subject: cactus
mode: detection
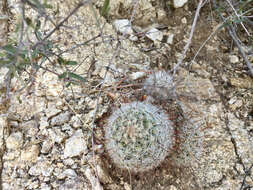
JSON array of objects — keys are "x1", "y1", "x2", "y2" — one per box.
[
  {"x1": 144, "y1": 70, "x2": 175, "y2": 100},
  {"x1": 104, "y1": 102, "x2": 174, "y2": 172}
]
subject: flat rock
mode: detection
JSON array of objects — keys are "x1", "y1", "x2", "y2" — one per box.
[
  {"x1": 167, "y1": 33, "x2": 174, "y2": 44},
  {"x1": 129, "y1": 71, "x2": 146, "y2": 80},
  {"x1": 48, "y1": 128, "x2": 66, "y2": 143},
  {"x1": 59, "y1": 178, "x2": 88, "y2": 190},
  {"x1": 63, "y1": 129, "x2": 88, "y2": 158},
  {"x1": 229, "y1": 77, "x2": 253, "y2": 89},
  {"x1": 146, "y1": 28, "x2": 163, "y2": 42},
  {"x1": 28, "y1": 160, "x2": 54, "y2": 176},
  {"x1": 21, "y1": 144, "x2": 40, "y2": 162},
  {"x1": 45, "y1": 106, "x2": 62, "y2": 118},
  {"x1": 113, "y1": 19, "x2": 133, "y2": 35},
  {"x1": 85, "y1": 167, "x2": 103, "y2": 190},
  {"x1": 229, "y1": 55, "x2": 239, "y2": 63},
  {"x1": 6, "y1": 132, "x2": 23, "y2": 150},
  {"x1": 51, "y1": 112, "x2": 71, "y2": 126},
  {"x1": 227, "y1": 113, "x2": 253, "y2": 169},
  {"x1": 173, "y1": 0, "x2": 188, "y2": 8},
  {"x1": 41, "y1": 139, "x2": 54, "y2": 154}
]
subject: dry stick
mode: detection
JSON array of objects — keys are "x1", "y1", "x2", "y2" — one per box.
[
  {"x1": 192, "y1": 23, "x2": 223, "y2": 62},
  {"x1": 225, "y1": 0, "x2": 251, "y2": 36},
  {"x1": 172, "y1": 0, "x2": 204, "y2": 76},
  {"x1": 32, "y1": 0, "x2": 93, "y2": 49},
  {"x1": 212, "y1": 0, "x2": 253, "y2": 77},
  {"x1": 10, "y1": 0, "x2": 94, "y2": 95},
  {"x1": 4, "y1": 2, "x2": 26, "y2": 100},
  {"x1": 228, "y1": 27, "x2": 253, "y2": 77},
  {"x1": 240, "y1": 163, "x2": 253, "y2": 190},
  {"x1": 57, "y1": 34, "x2": 101, "y2": 56},
  {"x1": 21, "y1": 0, "x2": 57, "y2": 28}
]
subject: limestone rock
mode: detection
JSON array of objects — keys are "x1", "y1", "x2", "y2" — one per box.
[
  {"x1": 228, "y1": 113, "x2": 253, "y2": 168},
  {"x1": 70, "y1": 115, "x2": 82, "y2": 128},
  {"x1": 48, "y1": 128, "x2": 66, "y2": 143},
  {"x1": 21, "y1": 120, "x2": 39, "y2": 138},
  {"x1": 6, "y1": 132, "x2": 23, "y2": 150},
  {"x1": 45, "y1": 106, "x2": 62, "y2": 118},
  {"x1": 229, "y1": 77, "x2": 253, "y2": 89},
  {"x1": 51, "y1": 112, "x2": 71, "y2": 126},
  {"x1": 129, "y1": 71, "x2": 146, "y2": 80},
  {"x1": 63, "y1": 129, "x2": 88, "y2": 158},
  {"x1": 41, "y1": 139, "x2": 54, "y2": 154},
  {"x1": 167, "y1": 33, "x2": 174, "y2": 45},
  {"x1": 113, "y1": 19, "x2": 133, "y2": 35},
  {"x1": 21, "y1": 144, "x2": 40, "y2": 162},
  {"x1": 229, "y1": 55, "x2": 239, "y2": 63},
  {"x1": 28, "y1": 160, "x2": 54, "y2": 176},
  {"x1": 146, "y1": 28, "x2": 163, "y2": 42},
  {"x1": 173, "y1": 0, "x2": 188, "y2": 8},
  {"x1": 85, "y1": 167, "x2": 103, "y2": 190},
  {"x1": 59, "y1": 178, "x2": 88, "y2": 190},
  {"x1": 59, "y1": 169, "x2": 78, "y2": 179}
]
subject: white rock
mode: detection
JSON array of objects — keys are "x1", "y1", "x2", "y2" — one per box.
[
  {"x1": 167, "y1": 34, "x2": 174, "y2": 44},
  {"x1": 229, "y1": 55, "x2": 239, "y2": 63},
  {"x1": 28, "y1": 161, "x2": 54, "y2": 177},
  {"x1": 39, "y1": 117, "x2": 49, "y2": 129},
  {"x1": 129, "y1": 71, "x2": 146, "y2": 80},
  {"x1": 229, "y1": 97, "x2": 237, "y2": 105},
  {"x1": 63, "y1": 158, "x2": 75, "y2": 166},
  {"x1": 129, "y1": 34, "x2": 138, "y2": 41},
  {"x1": 21, "y1": 144, "x2": 40, "y2": 162},
  {"x1": 124, "y1": 183, "x2": 131, "y2": 190},
  {"x1": 146, "y1": 28, "x2": 163, "y2": 42},
  {"x1": 6, "y1": 132, "x2": 23, "y2": 149},
  {"x1": 64, "y1": 129, "x2": 88, "y2": 158},
  {"x1": 169, "y1": 185, "x2": 178, "y2": 190},
  {"x1": 0, "y1": 68, "x2": 9, "y2": 82},
  {"x1": 113, "y1": 19, "x2": 133, "y2": 35},
  {"x1": 85, "y1": 167, "x2": 103, "y2": 190},
  {"x1": 92, "y1": 61, "x2": 116, "y2": 85},
  {"x1": 51, "y1": 112, "x2": 71, "y2": 126},
  {"x1": 71, "y1": 115, "x2": 82, "y2": 128},
  {"x1": 181, "y1": 17, "x2": 187, "y2": 24},
  {"x1": 21, "y1": 120, "x2": 39, "y2": 138},
  {"x1": 39, "y1": 73, "x2": 63, "y2": 97},
  {"x1": 48, "y1": 128, "x2": 66, "y2": 143},
  {"x1": 59, "y1": 178, "x2": 88, "y2": 190},
  {"x1": 173, "y1": 0, "x2": 188, "y2": 8},
  {"x1": 41, "y1": 140, "x2": 54, "y2": 153},
  {"x1": 63, "y1": 169, "x2": 77, "y2": 179},
  {"x1": 40, "y1": 183, "x2": 51, "y2": 190},
  {"x1": 45, "y1": 106, "x2": 61, "y2": 118}
]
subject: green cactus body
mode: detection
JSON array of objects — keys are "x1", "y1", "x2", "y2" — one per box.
[{"x1": 105, "y1": 102, "x2": 174, "y2": 172}]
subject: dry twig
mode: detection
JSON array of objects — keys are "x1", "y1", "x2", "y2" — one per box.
[
  {"x1": 212, "y1": 0, "x2": 253, "y2": 77},
  {"x1": 172, "y1": 0, "x2": 205, "y2": 76}
]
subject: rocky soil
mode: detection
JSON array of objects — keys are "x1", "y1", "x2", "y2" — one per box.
[{"x1": 0, "y1": 0, "x2": 252, "y2": 190}]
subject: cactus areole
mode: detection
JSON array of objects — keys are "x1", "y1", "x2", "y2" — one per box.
[{"x1": 104, "y1": 102, "x2": 174, "y2": 172}]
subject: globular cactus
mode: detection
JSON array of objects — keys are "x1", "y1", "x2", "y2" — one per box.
[
  {"x1": 144, "y1": 70, "x2": 176, "y2": 100},
  {"x1": 104, "y1": 101, "x2": 174, "y2": 172}
]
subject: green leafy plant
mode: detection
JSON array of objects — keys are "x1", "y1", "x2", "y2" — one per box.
[
  {"x1": 100, "y1": 0, "x2": 110, "y2": 17},
  {"x1": 104, "y1": 102, "x2": 174, "y2": 172},
  {"x1": 0, "y1": 0, "x2": 90, "y2": 98}
]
